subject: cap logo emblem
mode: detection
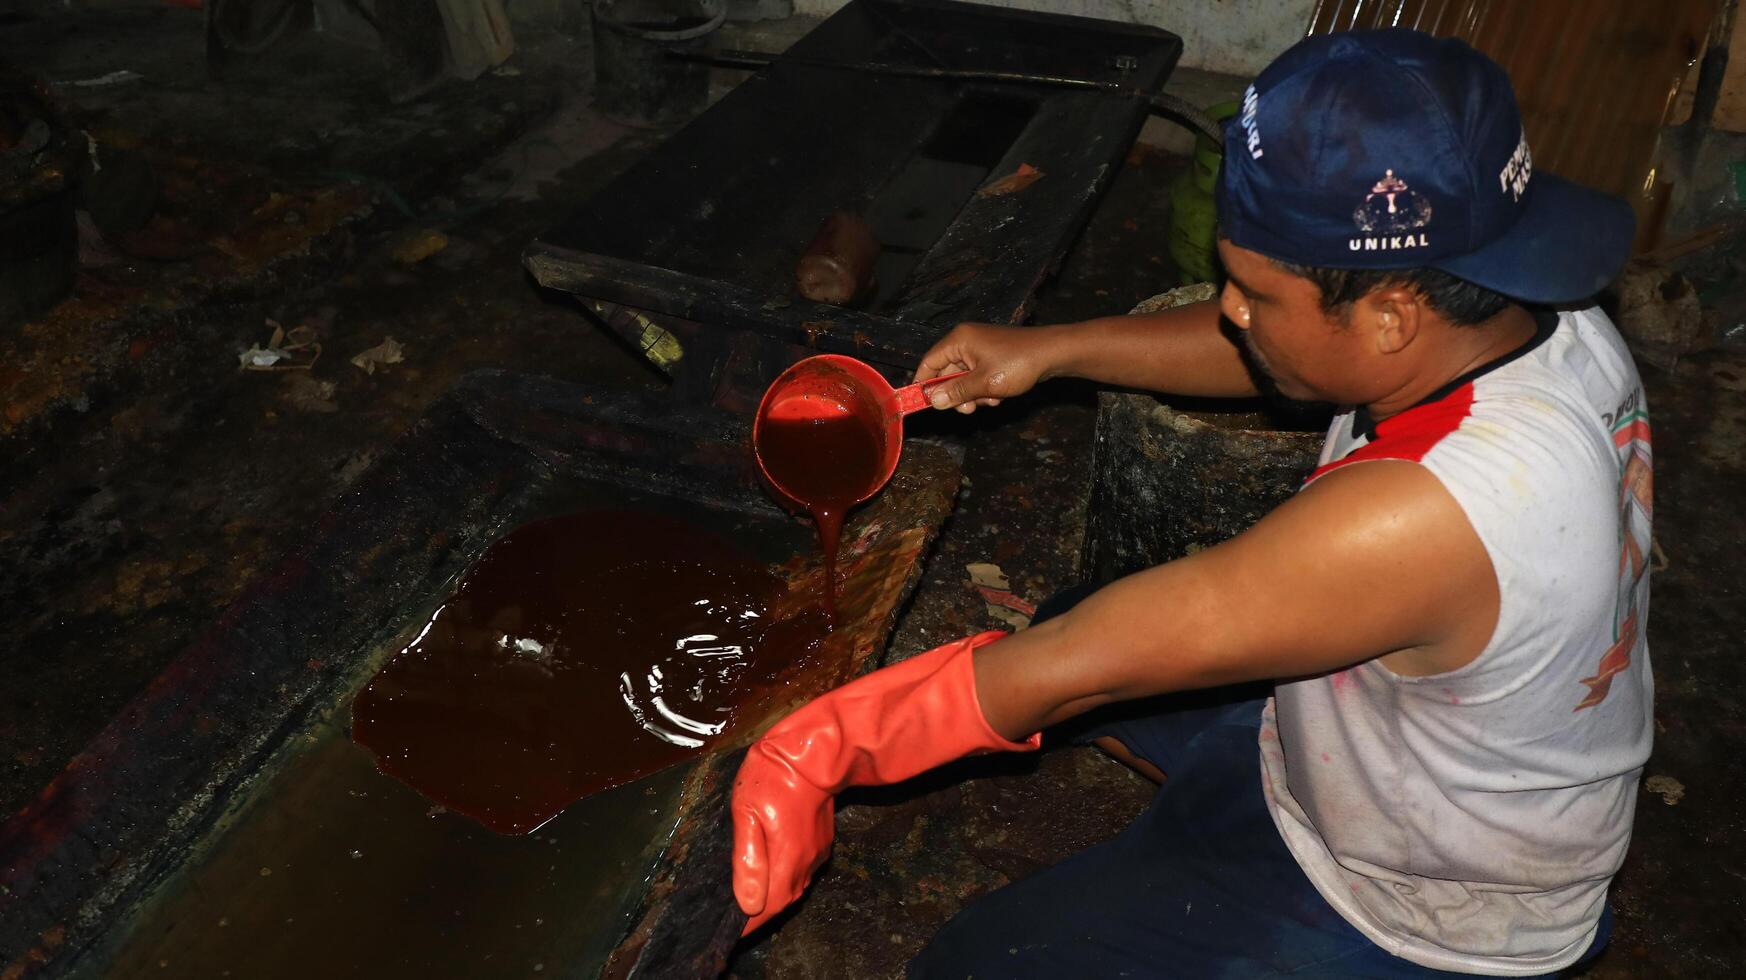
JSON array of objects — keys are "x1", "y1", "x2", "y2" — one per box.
[
  {"x1": 1499, "y1": 130, "x2": 1532, "y2": 202},
  {"x1": 1349, "y1": 170, "x2": 1431, "y2": 251}
]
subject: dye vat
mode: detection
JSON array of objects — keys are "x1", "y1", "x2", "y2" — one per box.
[
  {"x1": 4, "y1": 371, "x2": 958, "y2": 980},
  {"x1": 1080, "y1": 286, "x2": 1326, "y2": 584}
]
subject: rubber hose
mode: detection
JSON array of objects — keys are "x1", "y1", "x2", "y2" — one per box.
[{"x1": 1145, "y1": 90, "x2": 1225, "y2": 147}]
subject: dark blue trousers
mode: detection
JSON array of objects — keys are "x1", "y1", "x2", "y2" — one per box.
[{"x1": 907, "y1": 586, "x2": 1611, "y2": 979}]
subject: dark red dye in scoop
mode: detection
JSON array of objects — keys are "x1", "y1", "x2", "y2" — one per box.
[{"x1": 351, "y1": 509, "x2": 829, "y2": 834}]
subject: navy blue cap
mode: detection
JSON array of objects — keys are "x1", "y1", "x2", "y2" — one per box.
[{"x1": 1218, "y1": 29, "x2": 1635, "y2": 305}]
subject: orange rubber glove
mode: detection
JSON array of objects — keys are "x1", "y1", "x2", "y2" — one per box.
[{"x1": 730, "y1": 631, "x2": 1041, "y2": 934}]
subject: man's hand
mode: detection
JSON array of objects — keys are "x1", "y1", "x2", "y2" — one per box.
[
  {"x1": 730, "y1": 633, "x2": 1039, "y2": 934},
  {"x1": 914, "y1": 301, "x2": 1260, "y2": 411},
  {"x1": 913, "y1": 322, "x2": 1059, "y2": 414},
  {"x1": 730, "y1": 744, "x2": 835, "y2": 934}
]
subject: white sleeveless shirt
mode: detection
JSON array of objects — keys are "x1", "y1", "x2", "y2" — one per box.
[{"x1": 1259, "y1": 307, "x2": 1655, "y2": 975}]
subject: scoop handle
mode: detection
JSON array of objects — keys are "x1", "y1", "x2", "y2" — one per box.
[{"x1": 891, "y1": 371, "x2": 970, "y2": 416}]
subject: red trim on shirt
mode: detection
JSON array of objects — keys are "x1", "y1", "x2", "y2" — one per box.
[
  {"x1": 1306, "y1": 383, "x2": 1477, "y2": 484},
  {"x1": 1612, "y1": 417, "x2": 1650, "y2": 449}
]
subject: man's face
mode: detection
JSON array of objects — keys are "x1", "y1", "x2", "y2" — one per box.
[{"x1": 1216, "y1": 240, "x2": 1369, "y2": 403}]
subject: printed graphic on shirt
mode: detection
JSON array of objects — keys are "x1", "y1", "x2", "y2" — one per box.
[{"x1": 1576, "y1": 404, "x2": 1652, "y2": 711}]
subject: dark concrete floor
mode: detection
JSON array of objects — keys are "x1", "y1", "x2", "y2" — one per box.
[
  {"x1": 3, "y1": 5, "x2": 1744, "y2": 978},
  {"x1": 0, "y1": 6, "x2": 668, "y2": 818}
]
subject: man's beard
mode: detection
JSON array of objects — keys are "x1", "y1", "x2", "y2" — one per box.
[
  {"x1": 1237, "y1": 334, "x2": 1337, "y2": 427},
  {"x1": 1237, "y1": 333, "x2": 1283, "y2": 399}
]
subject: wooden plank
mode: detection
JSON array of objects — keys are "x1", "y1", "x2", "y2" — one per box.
[
  {"x1": 523, "y1": 242, "x2": 943, "y2": 367},
  {"x1": 893, "y1": 89, "x2": 1156, "y2": 326}
]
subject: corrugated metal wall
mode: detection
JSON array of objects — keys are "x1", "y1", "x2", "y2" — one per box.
[{"x1": 1307, "y1": 0, "x2": 1717, "y2": 247}]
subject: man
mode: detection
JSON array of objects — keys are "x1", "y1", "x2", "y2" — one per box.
[{"x1": 731, "y1": 29, "x2": 1653, "y2": 978}]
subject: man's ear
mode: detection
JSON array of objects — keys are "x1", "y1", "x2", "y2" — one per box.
[{"x1": 1358, "y1": 287, "x2": 1421, "y2": 355}]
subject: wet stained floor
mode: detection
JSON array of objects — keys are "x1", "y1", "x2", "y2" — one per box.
[
  {"x1": 80, "y1": 706, "x2": 694, "y2": 980},
  {"x1": 4, "y1": 7, "x2": 1745, "y2": 978}
]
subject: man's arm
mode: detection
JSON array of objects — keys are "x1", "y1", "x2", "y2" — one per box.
[
  {"x1": 972, "y1": 460, "x2": 1500, "y2": 738},
  {"x1": 729, "y1": 460, "x2": 1498, "y2": 930},
  {"x1": 914, "y1": 299, "x2": 1259, "y2": 413}
]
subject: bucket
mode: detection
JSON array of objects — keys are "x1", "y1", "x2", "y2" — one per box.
[
  {"x1": 1082, "y1": 285, "x2": 1325, "y2": 584},
  {"x1": 591, "y1": 0, "x2": 726, "y2": 128},
  {"x1": 1166, "y1": 100, "x2": 1240, "y2": 285}
]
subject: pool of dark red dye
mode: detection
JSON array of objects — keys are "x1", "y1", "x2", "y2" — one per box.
[{"x1": 351, "y1": 508, "x2": 831, "y2": 835}]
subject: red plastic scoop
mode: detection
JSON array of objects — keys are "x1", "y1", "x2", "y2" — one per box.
[
  {"x1": 752, "y1": 355, "x2": 963, "y2": 613},
  {"x1": 752, "y1": 354, "x2": 963, "y2": 510}
]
